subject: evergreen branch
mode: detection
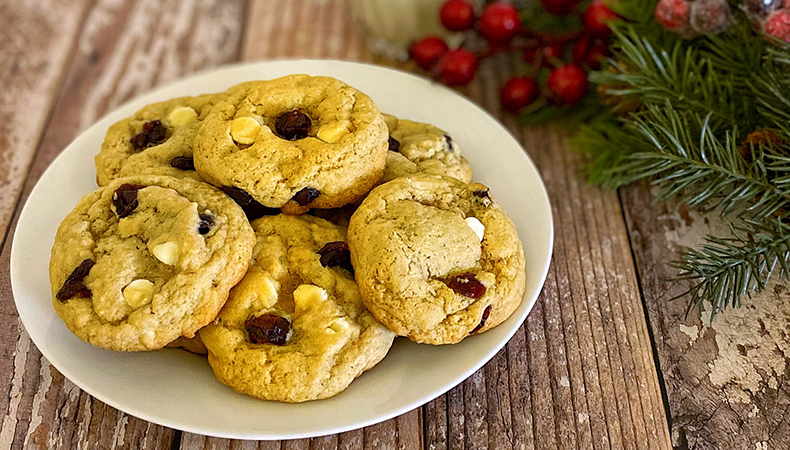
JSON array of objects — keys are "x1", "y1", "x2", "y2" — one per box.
[
  {"x1": 672, "y1": 218, "x2": 790, "y2": 315},
  {"x1": 572, "y1": 116, "x2": 651, "y2": 188},
  {"x1": 608, "y1": 0, "x2": 659, "y2": 23},
  {"x1": 574, "y1": 8, "x2": 790, "y2": 315},
  {"x1": 592, "y1": 27, "x2": 743, "y2": 128},
  {"x1": 589, "y1": 104, "x2": 790, "y2": 218},
  {"x1": 749, "y1": 57, "x2": 790, "y2": 133}
]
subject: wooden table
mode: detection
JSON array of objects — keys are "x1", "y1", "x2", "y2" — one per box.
[{"x1": 2, "y1": 1, "x2": 787, "y2": 449}]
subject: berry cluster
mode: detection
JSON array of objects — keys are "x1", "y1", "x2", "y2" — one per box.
[
  {"x1": 654, "y1": 0, "x2": 732, "y2": 36},
  {"x1": 409, "y1": 0, "x2": 621, "y2": 114},
  {"x1": 655, "y1": 0, "x2": 790, "y2": 42}
]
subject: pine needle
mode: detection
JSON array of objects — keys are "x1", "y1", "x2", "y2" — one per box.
[{"x1": 575, "y1": 5, "x2": 790, "y2": 317}]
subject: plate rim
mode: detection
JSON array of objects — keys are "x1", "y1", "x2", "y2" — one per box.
[{"x1": 10, "y1": 59, "x2": 554, "y2": 440}]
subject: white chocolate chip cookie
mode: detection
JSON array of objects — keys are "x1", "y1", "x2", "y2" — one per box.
[
  {"x1": 200, "y1": 214, "x2": 395, "y2": 402},
  {"x1": 95, "y1": 94, "x2": 227, "y2": 185},
  {"x1": 381, "y1": 113, "x2": 472, "y2": 184},
  {"x1": 193, "y1": 76, "x2": 389, "y2": 215},
  {"x1": 348, "y1": 174, "x2": 525, "y2": 345},
  {"x1": 49, "y1": 176, "x2": 255, "y2": 351}
]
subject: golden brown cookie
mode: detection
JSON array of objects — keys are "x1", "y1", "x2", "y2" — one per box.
[
  {"x1": 95, "y1": 94, "x2": 226, "y2": 185},
  {"x1": 193, "y1": 76, "x2": 389, "y2": 214},
  {"x1": 49, "y1": 176, "x2": 255, "y2": 351},
  {"x1": 200, "y1": 214, "x2": 394, "y2": 402},
  {"x1": 347, "y1": 174, "x2": 525, "y2": 345},
  {"x1": 382, "y1": 113, "x2": 472, "y2": 183}
]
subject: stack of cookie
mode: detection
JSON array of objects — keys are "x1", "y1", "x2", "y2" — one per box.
[{"x1": 49, "y1": 74, "x2": 525, "y2": 403}]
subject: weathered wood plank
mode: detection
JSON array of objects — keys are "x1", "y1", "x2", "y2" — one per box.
[
  {"x1": 250, "y1": 2, "x2": 670, "y2": 448},
  {"x1": 179, "y1": 409, "x2": 419, "y2": 450},
  {"x1": 182, "y1": 1, "x2": 418, "y2": 448},
  {"x1": 0, "y1": 0, "x2": 247, "y2": 449},
  {"x1": 621, "y1": 185, "x2": 790, "y2": 449},
  {"x1": 0, "y1": 0, "x2": 674, "y2": 449},
  {"x1": 0, "y1": 0, "x2": 87, "y2": 248}
]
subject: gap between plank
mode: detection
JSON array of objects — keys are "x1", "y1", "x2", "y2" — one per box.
[
  {"x1": 616, "y1": 188, "x2": 673, "y2": 434},
  {"x1": 170, "y1": 429, "x2": 182, "y2": 450}
]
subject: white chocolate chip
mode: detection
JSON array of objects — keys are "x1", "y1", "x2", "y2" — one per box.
[
  {"x1": 477, "y1": 271, "x2": 496, "y2": 287},
  {"x1": 123, "y1": 279, "x2": 155, "y2": 308},
  {"x1": 329, "y1": 317, "x2": 355, "y2": 334},
  {"x1": 293, "y1": 284, "x2": 328, "y2": 312},
  {"x1": 167, "y1": 106, "x2": 198, "y2": 127},
  {"x1": 465, "y1": 217, "x2": 485, "y2": 242},
  {"x1": 316, "y1": 121, "x2": 350, "y2": 143},
  {"x1": 257, "y1": 274, "x2": 279, "y2": 308},
  {"x1": 152, "y1": 241, "x2": 179, "y2": 266},
  {"x1": 230, "y1": 116, "x2": 262, "y2": 145}
]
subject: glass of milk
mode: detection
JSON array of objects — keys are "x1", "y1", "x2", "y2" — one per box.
[{"x1": 348, "y1": 0, "x2": 483, "y2": 60}]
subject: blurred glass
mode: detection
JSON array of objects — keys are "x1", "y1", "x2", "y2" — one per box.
[{"x1": 349, "y1": 0, "x2": 483, "y2": 60}]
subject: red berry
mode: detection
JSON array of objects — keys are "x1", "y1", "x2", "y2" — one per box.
[
  {"x1": 479, "y1": 2, "x2": 521, "y2": 43},
  {"x1": 524, "y1": 42, "x2": 565, "y2": 67},
  {"x1": 547, "y1": 64, "x2": 589, "y2": 105},
  {"x1": 583, "y1": 1, "x2": 620, "y2": 38},
  {"x1": 765, "y1": 9, "x2": 790, "y2": 42},
  {"x1": 440, "y1": 0, "x2": 476, "y2": 31},
  {"x1": 654, "y1": 0, "x2": 692, "y2": 31},
  {"x1": 540, "y1": 0, "x2": 581, "y2": 16},
  {"x1": 572, "y1": 36, "x2": 608, "y2": 69},
  {"x1": 438, "y1": 49, "x2": 478, "y2": 85},
  {"x1": 585, "y1": 43, "x2": 609, "y2": 69},
  {"x1": 689, "y1": 0, "x2": 732, "y2": 35},
  {"x1": 572, "y1": 35, "x2": 592, "y2": 62},
  {"x1": 410, "y1": 37, "x2": 449, "y2": 70},
  {"x1": 500, "y1": 77, "x2": 540, "y2": 112}
]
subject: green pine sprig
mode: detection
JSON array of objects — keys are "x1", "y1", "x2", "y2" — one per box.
[
  {"x1": 672, "y1": 218, "x2": 790, "y2": 314},
  {"x1": 573, "y1": 2, "x2": 790, "y2": 316}
]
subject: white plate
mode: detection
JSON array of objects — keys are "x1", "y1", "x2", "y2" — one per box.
[{"x1": 10, "y1": 60, "x2": 553, "y2": 440}]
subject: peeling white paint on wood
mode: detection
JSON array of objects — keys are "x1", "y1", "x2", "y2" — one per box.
[
  {"x1": 0, "y1": 327, "x2": 30, "y2": 448},
  {"x1": 23, "y1": 349, "x2": 54, "y2": 448}
]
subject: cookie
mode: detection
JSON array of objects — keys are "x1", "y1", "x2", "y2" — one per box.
[
  {"x1": 167, "y1": 334, "x2": 208, "y2": 355},
  {"x1": 381, "y1": 113, "x2": 472, "y2": 184},
  {"x1": 193, "y1": 75, "x2": 389, "y2": 215},
  {"x1": 200, "y1": 214, "x2": 395, "y2": 402},
  {"x1": 347, "y1": 174, "x2": 525, "y2": 345},
  {"x1": 49, "y1": 176, "x2": 255, "y2": 351},
  {"x1": 95, "y1": 94, "x2": 225, "y2": 186}
]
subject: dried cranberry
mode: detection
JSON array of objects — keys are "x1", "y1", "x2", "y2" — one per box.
[
  {"x1": 112, "y1": 184, "x2": 144, "y2": 218},
  {"x1": 130, "y1": 120, "x2": 167, "y2": 150},
  {"x1": 318, "y1": 241, "x2": 354, "y2": 274},
  {"x1": 245, "y1": 314, "x2": 290, "y2": 345},
  {"x1": 444, "y1": 134, "x2": 454, "y2": 149},
  {"x1": 56, "y1": 259, "x2": 95, "y2": 301},
  {"x1": 472, "y1": 188, "x2": 490, "y2": 199},
  {"x1": 198, "y1": 213, "x2": 214, "y2": 235},
  {"x1": 388, "y1": 136, "x2": 401, "y2": 152},
  {"x1": 220, "y1": 186, "x2": 279, "y2": 220},
  {"x1": 446, "y1": 272, "x2": 486, "y2": 298},
  {"x1": 470, "y1": 305, "x2": 492, "y2": 334},
  {"x1": 293, "y1": 187, "x2": 320, "y2": 206},
  {"x1": 170, "y1": 156, "x2": 195, "y2": 170},
  {"x1": 274, "y1": 110, "x2": 312, "y2": 140}
]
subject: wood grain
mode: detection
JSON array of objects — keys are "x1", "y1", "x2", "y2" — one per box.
[
  {"x1": 0, "y1": 0, "x2": 676, "y2": 449},
  {"x1": 621, "y1": 186, "x2": 790, "y2": 449},
  {"x1": 0, "y1": 0, "x2": 87, "y2": 268},
  {"x1": 178, "y1": 2, "x2": 671, "y2": 449},
  {"x1": 0, "y1": 0, "x2": 246, "y2": 449}
]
